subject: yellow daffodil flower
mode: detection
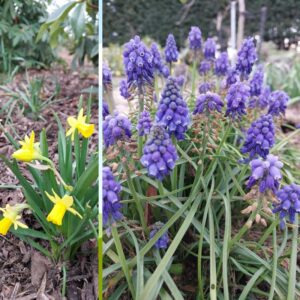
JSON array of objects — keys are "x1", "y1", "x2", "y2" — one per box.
[
  {"x1": 12, "y1": 131, "x2": 42, "y2": 162},
  {"x1": 66, "y1": 108, "x2": 95, "y2": 141},
  {"x1": 0, "y1": 204, "x2": 28, "y2": 235},
  {"x1": 46, "y1": 190, "x2": 82, "y2": 226}
]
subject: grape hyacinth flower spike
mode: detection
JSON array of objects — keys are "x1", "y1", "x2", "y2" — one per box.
[
  {"x1": 249, "y1": 65, "x2": 264, "y2": 97},
  {"x1": 241, "y1": 114, "x2": 275, "y2": 159},
  {"x1": 155, "y1": 77, "x2": 190, "y2": 140},
  {"x1": 119, "y1": 79, "x2": 131, "y2": 100},
  {"x1": 103, "y1": 102, "x2": 109, "y2": 119},
  {"x1": 188, "y1": 26, "x2": 202, "y2": 53},
  {"x1": 103, "y1": 167, "x2": 122, "y2": 227},
  {"x1": 224, "y1": 67, "x2": 239, "y2": 88},
  {"x1": 249, "y1": 85, "x2": 271, "y2": 109},
  {"x1": 268, "y1": 90, "x2": 289, "y2": 116},
  {"x1": 137, "y1": 111, "x2": 152, "y2": 136},
  {"x1": 225, "y1": 82, "x2": 250, "y2": 120},
  {"x1": 103, "y1": 112, "x2": 132, "y2": 147},
  {"x1": 247, "y1": 154, "x2": 283, "y2": 193},
  {"x1": 215, "y1": 52, "x2": 230, "y2": 76},
  {"x1": 199, "y1": 60, "x2": 211, "y2": 75},
  {"x1": 203, "y1": 38, "x2": 216, "y2": 60},
  {"x1": 140, "y1": 124, "x2": 178, "y2": 180},
  {"x1": 123, "y1": 35, "x2": 154, "y2": 90},
  {"x1": 273, "y1": 184, "x2": 300, "y2": 229},
  {"x1": 236, "y1": 37, "x2": 257, "y2": 78},
  {"x1": 103, "y1": 64, "x2": 112, "y2": 89},
  {"x1": 164, "y1": 34, "x2": 178, "y2": 64},
  {"x1": 150, "y1": 222, "x2": 169, "y2": 249},
  {"x1": 199, "y1": 82, "x2": 215, "y2": 94},
  {"x1": 194, "y1": 92, "x2": 223, "y2": 115},
  {"x1": 151, "y1": 42, "x2": 169, "y2": 78}
]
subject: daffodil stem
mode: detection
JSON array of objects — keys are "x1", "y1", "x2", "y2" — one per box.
[{"x1": 62, "y1": 263, "x2": 67, "y2": 297}]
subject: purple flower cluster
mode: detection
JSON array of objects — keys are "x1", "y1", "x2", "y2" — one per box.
[
  {"x1": 165, "y1": 34, "x2": 178, "y2": 63},
  {"x1": 140, "y1": 124, "x2": 178, "y2": 180},
  {"x1": 199, "y1": 60, "x2": 211, "y2": 75},
  {"x1": 150, "y1": 222, "x2": 169, "y2": 249},
  {"x1": 225, "y1": 68, "x2": 239, "y2": 87},
  {"x1": 103, "y1": 167, "x2": 122, "y2": 226},
  {"x1": 273, "y1": 184, "x2": 300, "y2": 229},
  {"x1": 103, "y1": 102, "x2": 109, "y2": 119},
  {"x1": 137, "y1": 111, "x2": 152, "y2": 136},
  {"x1": 250, "y1": 66, "x2": 264, "y2": 97},
  {"x1": 204, "y1": 38, "x2": 216, "y2": 60},
  {"x1": 199, "y1": 82, "x2": 214, "y2": 94},
  {"x1": 151, "y1": 43, "x2": 169, "y2": 78},
  {"x1": 194, "y1": 92, "x2": 223, "y2": 115},
  {"x1": 236, "y1": 37, "x2": 257, "y2": 77},
  {"x1": 215, "y1": 52, "x2": 230, "y2": 76},
  {"x1": 156, "y1": 77, "x2": 190, "y2": 140},
  {"x1": 247, "y1": 154, "x2": 283, "y2": 193},
  {"x1": 188, "y1": 26, "x2": 202, "y2": 51},
  {"x1": 103, "y1": 112, "x2": 132, "y2": 147},
  {"x1": 225, "y1": 82, "x2": 250, "y2": 120},
  {"x1": 268, "y1": 90, "x2": 289, "y2": 116},
  {"x1": 119, "y1": 79, "x2": 131, "y2": 100},
  {"x1": 103, "y1": 64, "x2": 112, "y2": 86},
  {"x1": 249, "y1": 86, "x2": 271, "y2": 109},
  {"x1": 241, "y1": 114, "x2": 275, "y2": 159},
  {"x1": 123, "y1": 35, "x2": 153, "y2": 88}
]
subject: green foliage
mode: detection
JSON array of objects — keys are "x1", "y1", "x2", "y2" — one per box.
[
  {"x1": 38, "y1": 0, "x2": 99, "y2": 68},
  {"x1": 1, "y1": 97, "x2": 98, "y2": 262},
  {"x1": 0, "y1": 0, "x2": 56, "y2": 75},
  {"x1": 104, "y1": 0, "x2": 300, "y2": 48},
  {"x1": 103, "y1": 61, "x2": 300, "y2": 298},
  {"x1": 0, "y1": 73, "x2": 61, "y2": 121}
]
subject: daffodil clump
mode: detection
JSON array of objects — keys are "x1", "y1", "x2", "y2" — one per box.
[{"x1": 1, "y1": 104, "x2": 97, "y2": 262}]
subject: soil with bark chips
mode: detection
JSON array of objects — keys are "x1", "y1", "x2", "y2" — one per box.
[{"x1": 0, "y1": 67, "x2": 98, "y2": 300}]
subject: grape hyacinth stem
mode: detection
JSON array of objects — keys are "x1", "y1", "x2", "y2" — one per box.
[
  {"x1": 191, "y1": 59, "x2": 197, "y2": 100},
  {"x1": 154, "y1": 75, "x2": 159, "y2": 106},
  {"x1": 169, "y1": 63, "x2": 172, "y2": 76},
  {"x1": 287, "y1": 215, "x2": 298, "y2": 300},
  {"x1": 105, "y1": 89, "x2": 115, "y2": 114},
  {"x1": 138, "y1": 88, "x2": 144, "y2": 157},
  {"x1": 122, "y1": 158, "x2": 148, "y2": 234},
  {"x1": 171, "y1": 135, "x2": 178, "y2": 193}
]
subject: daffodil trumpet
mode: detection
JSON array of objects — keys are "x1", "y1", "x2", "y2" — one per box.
[
  {"x1": 66, "y1": 108, "x2": 95, "y2": 141},
  {"x1": 12, "y1": 131, "x2": 43, "y2": 162},
  {"x1": 46, "y1": 190, "x2": 82, "y2": 226},
  {"x1": 0, "y1": 203, "x2": 29, "y2": 235}
]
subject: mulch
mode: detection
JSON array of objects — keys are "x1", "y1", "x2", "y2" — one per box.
[{"x1": 0, "y1": 67, "x2": 98, "y2": 300}]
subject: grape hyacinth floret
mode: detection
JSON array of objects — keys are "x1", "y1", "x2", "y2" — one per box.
[
  {"x1": 194, "y1": 92, "x2": 223, "y2": 115},
  {"x1": 236, "y1": 37, "x2": 257, "y2": 77},
  {"x1": 156, "y1": 77, "x2": 190, "y2": 140},
  {"x1": 164, "y1": 34, "x2": 179, "y2": 63},
  {"x1": 119, "y1": 79, "x2": 131, "y2": 100},
  {"x1": 103, "y1": 112, "x2": 132, "y2": 147},
  {"x1": 273, "y1": 184, "x2": 300, "y2": 229},
  {"x1": 103, "y1": 64, "x2": 112, "y2": 86},
  {"x1": 241, "y1": 114, "x2": 275, "y2": 159},
  {"x1": 247, "y1": 154, "x2": 283, "y2": 193},
  {"x1": 203, "y1": 38, "x2": 216, "y2": 60},
  {"x1": 215, "y1": 52, "x2": 230, "y2": 76},
  {"x1": 250, "y1": 65, "x2": 264, "y2": 97},
  {"x1": 123, "y1": 35, "x2": 153, "y2": 89},
  {"x1": 140, "y1": 124, "x2": 178, "y2": 180},
  {"x1": 199, "y1": 60, "x2": 211, "y2": 75},
  {"x1": 249, "y1": 85, "x2": 271, "y2": 109},
  {"x1": 188, "y1": 26, "x2": 202, "y2": 51},
  {"x1": 225, "y1": 82, "x2": 250, "y2": 120},
  {"x1": 199, "y1": 82, "x2": 214, "y2": 94},
  {"x1": 103, "y1": 102, "x2": 109, "y2": 119},
  {"x1": 150, "y1": 222, "x2": 169, "y2": 249},
  {"x1": 137, "y1": 111, "x2": 152, "y2": 136},
  {"x1": 151, "y1": 42, "x2": 169, "y2": 77},
  {"x1": 103, "y1": 167, "x2": 122, "y2": 227},
  {"x1": 268, "y1": 90, "x2": 289, "y2": 116}
]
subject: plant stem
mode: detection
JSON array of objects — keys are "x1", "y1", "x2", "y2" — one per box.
[
  {"x1": 62, "y1": 263, "x2": 67, "y2": 297},
  {"x1": 171, "y1": 135, "x2": 178, "y2": 193},
  {"x1": 123, "y1": 161, "x2": 148, "y2": 235},
  {"x1": 209, "y1": 206, "x2": 217, "y2": 300},
  {"x1": 111, "y1": 225, "x2": 136, "y2": 299},
  {"x1": 191, "y1": 57, "x2": 197, "y2": 100},
  {"x1": 154, "y1": 75, "x2": 159, "y2": 104},
  {"x1": 138, "y1": 88, "x2": 144, "y2": 158},
  {"x1": 287, "y1": 215, "x2": 298, "y2": 300},
  {"x1": 268, "y1": 218, "x2": 277, "y2": 300}
]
